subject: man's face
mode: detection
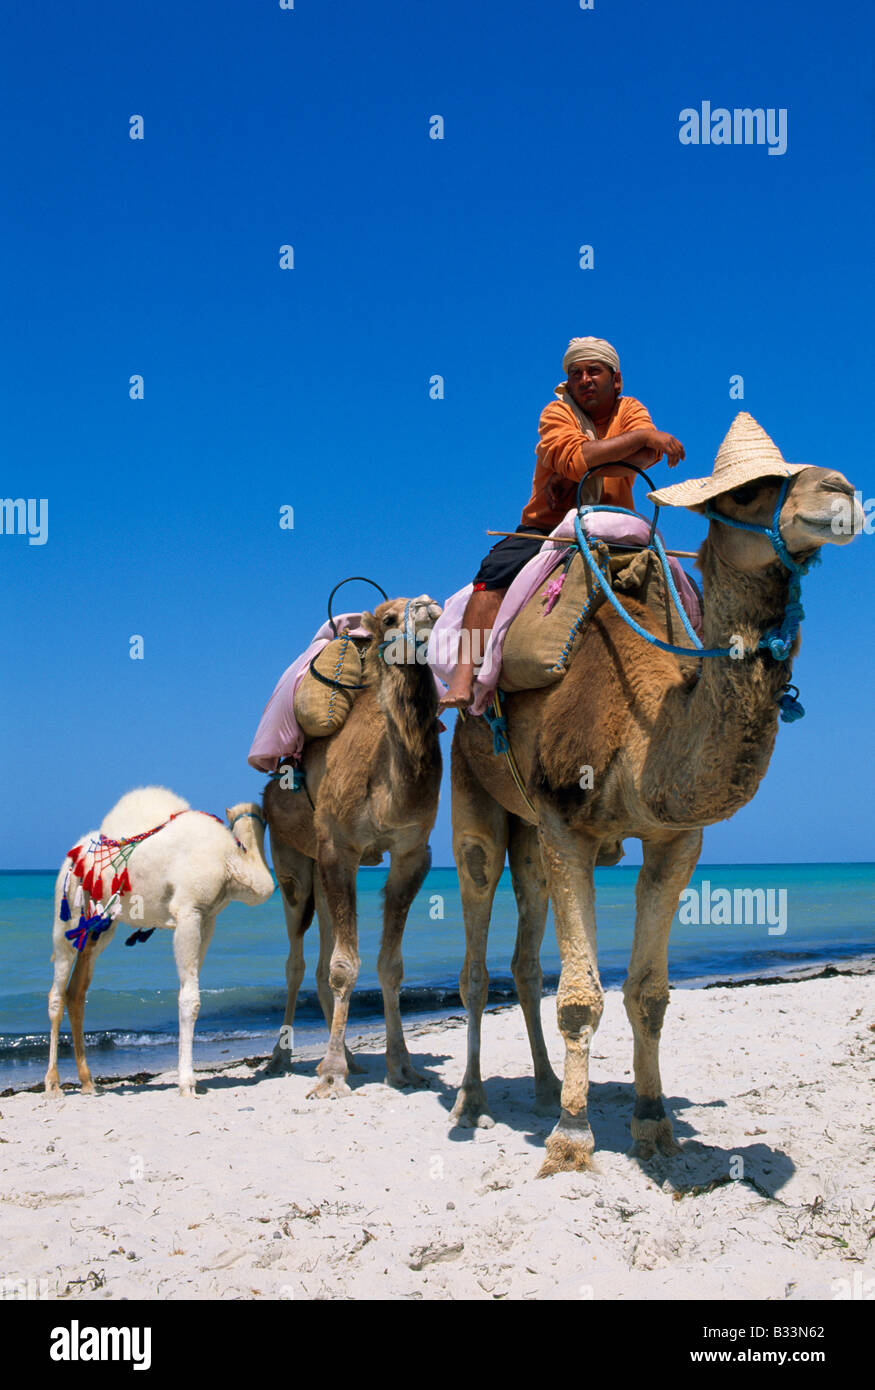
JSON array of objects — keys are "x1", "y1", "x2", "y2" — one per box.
[{"x1": 566, "y1": 360, "x2": 620, "y2": 418}]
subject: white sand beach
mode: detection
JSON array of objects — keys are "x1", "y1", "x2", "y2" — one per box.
[{"x1": 1, "y1": 970, "x2": 872, "y2": 1302}]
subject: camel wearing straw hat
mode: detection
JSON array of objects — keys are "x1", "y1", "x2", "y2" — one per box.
[
  {"x1": 448, "y1": 412, "x2": 862, "y2": 1175},
  {"x1": 263, "y1": 595, "x2": 443, "y2": 1096}
]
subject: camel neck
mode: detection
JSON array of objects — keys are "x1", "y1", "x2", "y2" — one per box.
[
  {"x1": 659, "y1": 537, "x2": 794, "y2": 824},
  {"x1": 364, "y1": 646, "x2": 440, "y2": 785}
]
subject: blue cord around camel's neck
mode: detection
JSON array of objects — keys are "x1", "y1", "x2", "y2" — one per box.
[{"x1": 570, "y1": 478, "x2": 816, "y2": 722}]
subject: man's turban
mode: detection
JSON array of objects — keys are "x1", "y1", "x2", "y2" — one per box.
[{"x1": 562, "y1": 337, "x2": 620, "y2": 375}]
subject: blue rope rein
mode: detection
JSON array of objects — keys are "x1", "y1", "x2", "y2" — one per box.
[
  {"x1": 574, "y1": 508, "x2": 734, "y2": 658},
  {"x1": 571, "y1": 479, "x2": 817, "y2": 723}
]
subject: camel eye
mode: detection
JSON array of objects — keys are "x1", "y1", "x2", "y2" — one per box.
[{"x1": 729, "y1": 485, "x2": 758, "y2": 505}]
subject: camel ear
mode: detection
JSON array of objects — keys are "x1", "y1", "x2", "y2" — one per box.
[
  {"x1": 360, "y1": 609, "x2": 379, "y2": 637},
  {"x1": 225, "y1": 806, "x2": 232, "y2": 823}
]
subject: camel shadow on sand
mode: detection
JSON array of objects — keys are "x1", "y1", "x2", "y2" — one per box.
[
  {"x1": 89, "y1": 1056, "x2": 796, "y2": 1199},
  {"x1": 443, "y1": 1074, "x2": 797, "y2": 1197}
]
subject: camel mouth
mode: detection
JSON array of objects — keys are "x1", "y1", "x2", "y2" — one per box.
[{"x1": 795, "y1": 506, "x2": 863, "y2": 544}]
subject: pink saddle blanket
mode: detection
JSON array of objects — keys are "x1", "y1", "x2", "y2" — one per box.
[{"x1": 427, "y1": 510, "x2": 703, "y2": 715}]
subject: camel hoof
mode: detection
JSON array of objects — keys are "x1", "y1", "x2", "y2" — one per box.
[
  {"x1": 629, "y1": 1116, "x2": 681, "y2": 1159},
  {"x1": 79, "y1": 1080, "x2": 100, "y2": 1096},
  {"x1": 386, "y1": 1064, "x2": 427, "y2": 1090},
  {"x1": 538, "y1": 1116, "x2": 595, "y2": 1177},
  {"x1": 178, "y1": 1082, "x2": 200, "y2": 1098},
  {"x1": 263, "y1": 1050, "x2": 294, "y2": 1077},
  {"x1": 450, "y1": 1087, "x2": 494, "y2": 1129},
  {"x1": 306, "y1": 1074, "x2": 351, "y2": 1100}
]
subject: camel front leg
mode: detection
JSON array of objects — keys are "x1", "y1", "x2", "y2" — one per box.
[
  {"x1": 624, "y1": 829, "x2": 702, "y2": 1158},
  {"x1": 313, "y1": 879, "x2": 364, "y2": 1075},
  {"x1": 536, "y1": 812, "x2": 602, "y2": 1176},
  {"x1": 264, "y1": 846, "x2": 314, "y2": 1076},
  {"x1": 174, "y1": 912, "x2": 207, "y2": 1097},
  {"x1": 507, "y1": 817, "x2": 560, "y2": 1115},
  {"x1": 449, "y1": 768, "x2": 509, "y2": 1129},
  {"x1": 308, "y1": 843, "x2": 360, "y2": 1099},
  {"x1": 379, "y1": 843, "x2": 431, "y2": 1089}
]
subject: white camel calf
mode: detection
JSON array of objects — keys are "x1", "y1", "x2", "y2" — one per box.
[{"x1": 45, "y1": 786, "x2": 274, "y2": 1096}]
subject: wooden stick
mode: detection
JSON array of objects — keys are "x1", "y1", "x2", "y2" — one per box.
[{"x1": 486, "y1": 530, "x2": 698, "y2": 560}]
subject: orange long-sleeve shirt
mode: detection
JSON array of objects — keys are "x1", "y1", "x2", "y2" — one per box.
[{"x1": 519, "y1": 394, "x2": 655, "y2": 530}]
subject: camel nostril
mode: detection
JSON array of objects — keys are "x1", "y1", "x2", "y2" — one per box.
[{"x1": 820, "y1": 474, "x2": 854, "y2": 496}]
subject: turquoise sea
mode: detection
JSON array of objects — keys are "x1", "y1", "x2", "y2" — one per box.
[{"x1": 1, "y1": 863, "x2": 872, "y2": 1091}]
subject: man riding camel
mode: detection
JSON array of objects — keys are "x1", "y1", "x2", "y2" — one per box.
[{"x1": 437, "y1": 335, "x2": 686, "y2": 712}]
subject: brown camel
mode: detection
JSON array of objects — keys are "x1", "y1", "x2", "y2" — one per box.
[
  {"x1": 263, "y1": 595, "x2": 442, "y2": 1096},
  {"x1": 449, "y1": 438, "x2": 860, "y2": 1175}
]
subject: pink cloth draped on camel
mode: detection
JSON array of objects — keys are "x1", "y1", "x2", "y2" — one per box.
[
  {"x1": 427, "y1": 509, "x2": 704, "y2": 716},
  {"x1": 247, "y1": 613, "x2": 372, "y2": 772}
]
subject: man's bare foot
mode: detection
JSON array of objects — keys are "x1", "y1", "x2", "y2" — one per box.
[{"x1": 438, "y1": 680, "x2": 475, "y2": 714}]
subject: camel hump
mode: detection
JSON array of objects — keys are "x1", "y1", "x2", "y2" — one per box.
[{"x1": 100, "y1": 786, "x2": 191, "y2": 839}]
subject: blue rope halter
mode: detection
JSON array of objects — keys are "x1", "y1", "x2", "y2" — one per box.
[
  {"x1": 704, "y1": 478, "x2": 820, "y2": 663},
  {"x1": 572, "y1": 477, "x2": 817, "y2": 723},
  {"x1": 377, "y1": 599, "x2": 430, "y2": 662}
]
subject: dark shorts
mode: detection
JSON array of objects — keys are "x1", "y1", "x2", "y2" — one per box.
[{"x1": 472, "y1": 526, "x2": 550, "y2": 591}]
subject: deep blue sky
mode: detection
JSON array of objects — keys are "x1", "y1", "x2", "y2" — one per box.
[{"x1": 1, "y1": 0, "x2": 872, "y2": 868}]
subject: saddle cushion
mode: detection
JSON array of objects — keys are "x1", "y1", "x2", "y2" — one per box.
[
  {"x1": 500, "y1": 541, "x2": 611, "y2": 691},
  {"x1": 500, "y1": 543, "x2": 702, "y2": 693}
]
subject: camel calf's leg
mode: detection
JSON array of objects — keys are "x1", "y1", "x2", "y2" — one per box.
[
  {"x1": 173, "y1": 911, "x2": 207, "y2": 1097},
  {"x1": 65, "y1": 926, "x2": 118, "y2": 1095},
  {"x1": 309, "y1": 843, "x2": 360, "y2": 1099},
  {"x1": 536, "y1": 814, "x2": 602, "y2": 1176},
  {"x1": 264, "y1": 845, "x2": 314, "y2": 1076},
  {"x1": 45, "y1": 937, "x2": 77, "y2": 1095},
  {"x1": 379, "y1": 843, "x2": 431, "y2": 1089},
  {"x1": 624, "y1": 830, "x2": 702, "y2": 1158},
  {"x1": 508, "y1": 817, "x2": 560, "y2": 1114},
  {"x1": 450, "y1": 766, "x2": 509, "y2": 1129}
]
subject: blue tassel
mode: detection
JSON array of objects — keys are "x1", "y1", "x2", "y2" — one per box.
[
  {"x1": 65, "y1": 914, "x2": 89, "y2": 951},
  {"x1": 777, "y1": 683, "x2": 805, "y2": 723},
  {"x1": 778, "y1": 693, "x2": 805, "y2": 723},
  {"x1": 482, "y1": 703, "x2": 509, "y2": 755},
  {"x1": 82, "y1": 911, "x2": 113, "y2": 938},
  {"x1": 125, "y1": 928, "x2": 155, "y2": 947},
  {"x1": 59, "y1": 896, "x2": 71, "y2": 922}
]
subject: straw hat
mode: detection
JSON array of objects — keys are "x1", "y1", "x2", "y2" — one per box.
[{"x1": 647, "y1": 412, "x2": 809, "y2": 508}]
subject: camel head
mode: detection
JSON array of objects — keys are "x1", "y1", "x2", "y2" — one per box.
[
  {"x1": 695, "y1": 466, "x2": 862, "y2": 571},
  {"x1": 224, "y1": 802, "x2": 274, "y2": 903},
  {"x1": 363, "y1": 594, "x2": 443, "y2": 648}
]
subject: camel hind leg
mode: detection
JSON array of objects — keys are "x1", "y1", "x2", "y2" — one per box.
[
  {"x1": 379, "y1": 842, "x2": 431, "y2": 1089},
  {"x1": 449, "y1": 745, "x2": 509, "y2": 1129},
  {"x1": 66, "y1": 925, "x2": 119, "y2": 1095},
  {"x1": 264, "y1": 841, "x2": 314, "y2": 1076},
  {"x1": 45, "y1": 934, "x2": 78, "y2": 1095},
  {"x1": 507, "y1": 816, "x2": 560, "y2": 1115}
]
